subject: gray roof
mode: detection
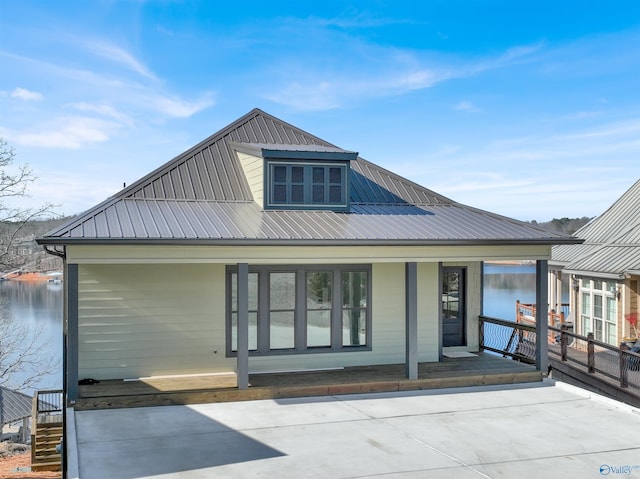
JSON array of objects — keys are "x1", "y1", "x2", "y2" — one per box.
[
  {"x1": 0, "y1": 387, "x2": 32, "y2": 425},
  {"x1": 551, "y1": 179, "x2": 640, "y2": 276},
  {"x1": 39, "y1": 109, "x2": 580, "y2": 247}
]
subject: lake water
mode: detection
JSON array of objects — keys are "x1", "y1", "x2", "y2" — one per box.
[
  {"x1": 0, "y1": 280, "x2": 63, "y2": 393},
  {"x1": 0, "y1": 262, "x2": 547, "y2": 392}
]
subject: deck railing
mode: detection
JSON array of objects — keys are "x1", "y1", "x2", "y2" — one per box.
[
  {"x1": 31, "y1": 389, "x2": 63, "y2": 466},
  {"x1": 550, "y1": 325, "x2": 640, "y2": 391},
  {"x1": 33, "y1": 390, "x2": 64, "y2": 416},
  {"x1": 479, "y1": 315, "x2": 537, "y2": 364},
  {"x1": 516, "y1": 301, "x2": 569, "y2": 342}
]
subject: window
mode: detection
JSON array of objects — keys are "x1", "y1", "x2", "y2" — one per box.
[
  {"x1": 227, "y1": 265, "x2": 371, "y2": 355},
  {"x1": 579, "y1": 277, "x2": 618, "y2": 345},
  {"x1": 266, "y1": 162, "x2": 348, "y2": 210}
]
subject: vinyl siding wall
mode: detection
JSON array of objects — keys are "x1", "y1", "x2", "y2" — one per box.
[
  {"x1": 236, "y1": 152, "x2": 264, "y2": 205},
  {"x1": 75, "y1": 261, "x2": 449, "y2": 380},
  {"x1": 77, "y1": 263, "x2": 233, "y2": 380}
]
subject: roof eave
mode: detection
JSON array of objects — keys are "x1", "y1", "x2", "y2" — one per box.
[{"x1": 36, "y1": 237, "x2": 584, "y2": 247}]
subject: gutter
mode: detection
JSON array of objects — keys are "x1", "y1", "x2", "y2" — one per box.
[{"x1": 36, "y1": 237, "x2": 584, "y2": 247}]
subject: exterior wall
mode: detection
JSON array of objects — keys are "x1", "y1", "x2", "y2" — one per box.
[
  {"x1": 75, "y1": 260, "x2": 462, "y2": 379},
  {"x1": 70, "y1": 242, "x2": 544, "y2": 380},
  {"x1": 67, "y1": 244, "x2": 551, "y2": 265},
  {"x1": 77, "y1": 263, "x2": 235, "y2": 380},
  {"x1": 623, "y1": 276, "x2": 639, "y2": 340},
  {"x1": 236, "y1": 152, "x2": 264, "y2": 205}
]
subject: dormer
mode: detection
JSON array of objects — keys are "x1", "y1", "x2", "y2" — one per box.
[{"x1": 232, "y1": 143, "x2": 358, "y2": 212}]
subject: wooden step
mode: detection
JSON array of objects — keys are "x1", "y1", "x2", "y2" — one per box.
[{"x1": 31, "y1": 460, "x2": 62, "y2": 472}]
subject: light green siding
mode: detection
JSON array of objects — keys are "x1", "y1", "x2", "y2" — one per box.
[
  {"x1": 236, "y1": 152, "x2": 264, "y2": 205},
  {"x1": 77, "y1": 263, "x2": 234, "y2": 380},
  {"x1": 74, "y1": 258, "x2": 498, "y2": 379},
  {"x1": 67, "y1": 244, "x2": 551, "y2": 264},
  {"x1": 418, "y1": 263, "x2": 440, "y2": 361}
]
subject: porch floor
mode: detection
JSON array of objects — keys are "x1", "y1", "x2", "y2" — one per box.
[{"x1": 75, "y1": 352, "x2": 541, "y2": 410}]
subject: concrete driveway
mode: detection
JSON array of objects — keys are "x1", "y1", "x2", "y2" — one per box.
[{"x1": 68, "y1": 380, "x2": 640, "y2": 479}]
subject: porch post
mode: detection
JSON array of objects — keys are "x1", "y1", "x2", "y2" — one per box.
[
  {"x1": 535, "y1": 260, "x2": 549, "y2": 372},
  {"x1": 405, "y1": 262, "x2": 418, "y2": 379},
  {"x1": 236, "y1": 263, "x2": 249, "y2": 390},
  {"x1": 66, "y1": 263, "x2": 79, "y2": 402}
]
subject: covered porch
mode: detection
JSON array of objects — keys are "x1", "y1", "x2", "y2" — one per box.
[{"x1": 74, "y1": 352, "x2": 541, "y2": 410}]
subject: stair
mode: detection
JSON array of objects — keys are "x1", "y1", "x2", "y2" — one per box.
[{"x1": 31, "y1": 422, "x2": 62, "y2": 472}]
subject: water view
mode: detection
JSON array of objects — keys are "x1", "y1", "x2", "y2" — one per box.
[
  {"x1": 483, "y1": 262, "x2": 537, "y2": 320},
  {"x1": 0, "y1": 280, "x2": 63, "y2": 393},
  {"x1": 0, "y1": 262, "x2": 545, "y2": 393}
]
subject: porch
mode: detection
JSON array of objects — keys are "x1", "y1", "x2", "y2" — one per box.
[{"x1": 74, "y1": 352, "x2": 541, "y2": 410}]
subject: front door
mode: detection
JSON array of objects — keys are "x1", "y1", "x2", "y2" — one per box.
[{"x1": 442, "y1": 267, "x2": 466, "y2": 347}]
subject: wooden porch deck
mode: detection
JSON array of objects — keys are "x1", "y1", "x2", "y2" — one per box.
[{"x1": 75, "y1": 352, "x2": 541, "y2": 410}]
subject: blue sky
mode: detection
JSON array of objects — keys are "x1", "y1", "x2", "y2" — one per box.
[{"x1": 1, "y1": 1, "x2": 639, "y2": 220}]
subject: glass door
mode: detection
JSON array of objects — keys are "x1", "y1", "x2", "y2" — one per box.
[{"x1": 442, "y1": 267, "x2": 466, "y2": 347}]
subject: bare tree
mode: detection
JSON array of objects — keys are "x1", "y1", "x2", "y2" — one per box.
[
  {"x1": 0, "y1": 138, "x2": 59, "y2": 390},
  {"x1": 0, "y1": 304, "x2": 59, "y2": 391},
  {"x1": 0, "y1": 138, "x2": 57, "y2": 270}
]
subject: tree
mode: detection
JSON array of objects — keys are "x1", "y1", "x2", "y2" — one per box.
[
  {"x1": 0, "y1": 138, "x2": 57, "y2": 270},
  {"x1": 0, "y1": 138, "x2": 59, "y2": 390},
  {"x1": 0, "y1": 310, "x2": 59, "y2": 391}
]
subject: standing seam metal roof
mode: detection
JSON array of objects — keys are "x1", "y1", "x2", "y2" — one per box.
[
  {"x1": 39, "y1": 109, "x2": 580, "y2": 246},
  {"x1": 0, "y1": 387, "x2": 32, "y2": 425},
  {"x1": 552, "y1": 179, "x2": 640, "y2": 275}
]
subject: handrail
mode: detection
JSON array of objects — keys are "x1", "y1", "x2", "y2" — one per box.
[
  {"x1": 31, "y1": 389, "x2": 64, "y2": 465},
  {"x1": 550, "y1": 325, "x2": 640, "y2": 391},
  {"x1": 479, "y1": 315, "x2": 537, "y2": 364},
  {"x1": 516, "y1": 301, "x2": 568, "y2": 326},
  {"x1": 33, "y1": 389, "x2": 64, "y2": 417}
]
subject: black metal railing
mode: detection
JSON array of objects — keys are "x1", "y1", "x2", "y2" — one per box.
[
  {"x1": 479, "y1": 316, "x2": 537, "y2": 364},
  {"x1": 34, "y1": 389, "x2": 64, "y2": 414},
  {"x1": 549, "y1": 325, "x2": 640, "y2": 391}
]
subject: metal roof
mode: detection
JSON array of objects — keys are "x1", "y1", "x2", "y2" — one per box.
[
  {"x1": 40, "y1": 199, "x2": 573, "y2": 245},
  {"x1": 552, "y1": 179, "x2": 640, "y2": 276},
  {"x1": 0, "y1": 387, "x2": 32, "y2": 425},
  {"x1": 39, "y1": 108, "x2": 580, "y2": 247},
  {"x1": 231, "y1": 142, "x2": 359, "y2": 160}
]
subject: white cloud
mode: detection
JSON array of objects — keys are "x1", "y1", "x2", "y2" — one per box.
[
  {"x1": 145, "y1": 92, "x2": 216, "y2": 118},
  {"x1": 11, "y1": 87, "x2": 43, "y2": 101},
  {"x1": 70, "y1": 102, "x2": 134, "y2": 127},
  {"x1": 264, "y1": 42, "x2": 539, "y2": 111},
  {"x1": 2, "y1": 116, "x2": 120, "y2": 149},
  {"x1": 84, "y1": 40, "x2": 158, "y2": 81},
  {"x1": 453, "y1": 101, "x2": 481, "y2": 112}
]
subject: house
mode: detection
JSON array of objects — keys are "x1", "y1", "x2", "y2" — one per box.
[
  {"x1": 37, "y1": 108, "x2": 580, "y2": 400},
  {"x1": 550, "y1": 179, "x2": 640, "y2": 346},
  {"x1": 0, "y1": 386, "x2": 31, "y2": 443}
]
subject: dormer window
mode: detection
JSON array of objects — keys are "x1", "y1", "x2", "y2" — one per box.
[
  {"x1": 232, "y1": 142, "x2": 357, "y2": 212},
  {"x1": 268, "y1": 162, "x2": 348, "y2": 209}
]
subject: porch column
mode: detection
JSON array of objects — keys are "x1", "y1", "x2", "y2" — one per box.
[
  {"x1": 405, "y1": 262, "x2": 418, "y2": 379},
  {"x1": 66, "y1": 263, "x2": 79, "y2": 402},
  {"x1": 535, "y1": 260, "x2": 549, "y2": 372},
  {"x1": 236, "y1": 263, "x2": 249, "y2": 390}
]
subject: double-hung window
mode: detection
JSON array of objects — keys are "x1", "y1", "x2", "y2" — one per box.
[
  {"x1": 227, "y1": 265, "x2": 371, "y2": 355},
  {"x1": 579, "y1": 276, "x2": 618, "y2": 346}
]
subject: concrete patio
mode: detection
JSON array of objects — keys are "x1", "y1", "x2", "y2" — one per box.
[{"x1": 68, "y1": 379, "x2": 640, "y2": 479}]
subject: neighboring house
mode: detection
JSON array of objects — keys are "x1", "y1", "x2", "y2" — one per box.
[
  {"x1": 37, "y1": 109, "x2": 580, "y2": 399},
  {"x1": 0, "y1": 386, "x2": 32, "y2": 443},
  {"x1": 550, "y1": 179, "x2": 640, "y2": 346}
]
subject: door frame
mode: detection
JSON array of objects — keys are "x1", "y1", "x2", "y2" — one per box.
[{"x1": 440, "y1": 265, "x2": 467, "y2": 349}]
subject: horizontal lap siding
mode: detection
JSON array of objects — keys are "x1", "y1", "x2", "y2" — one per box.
[
  {"x1": 418, "y1": 263, "x2": 440, "y2": 361},
  {"x1": 78, "y1": 264, "x2": 233, "y2": 380}
]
